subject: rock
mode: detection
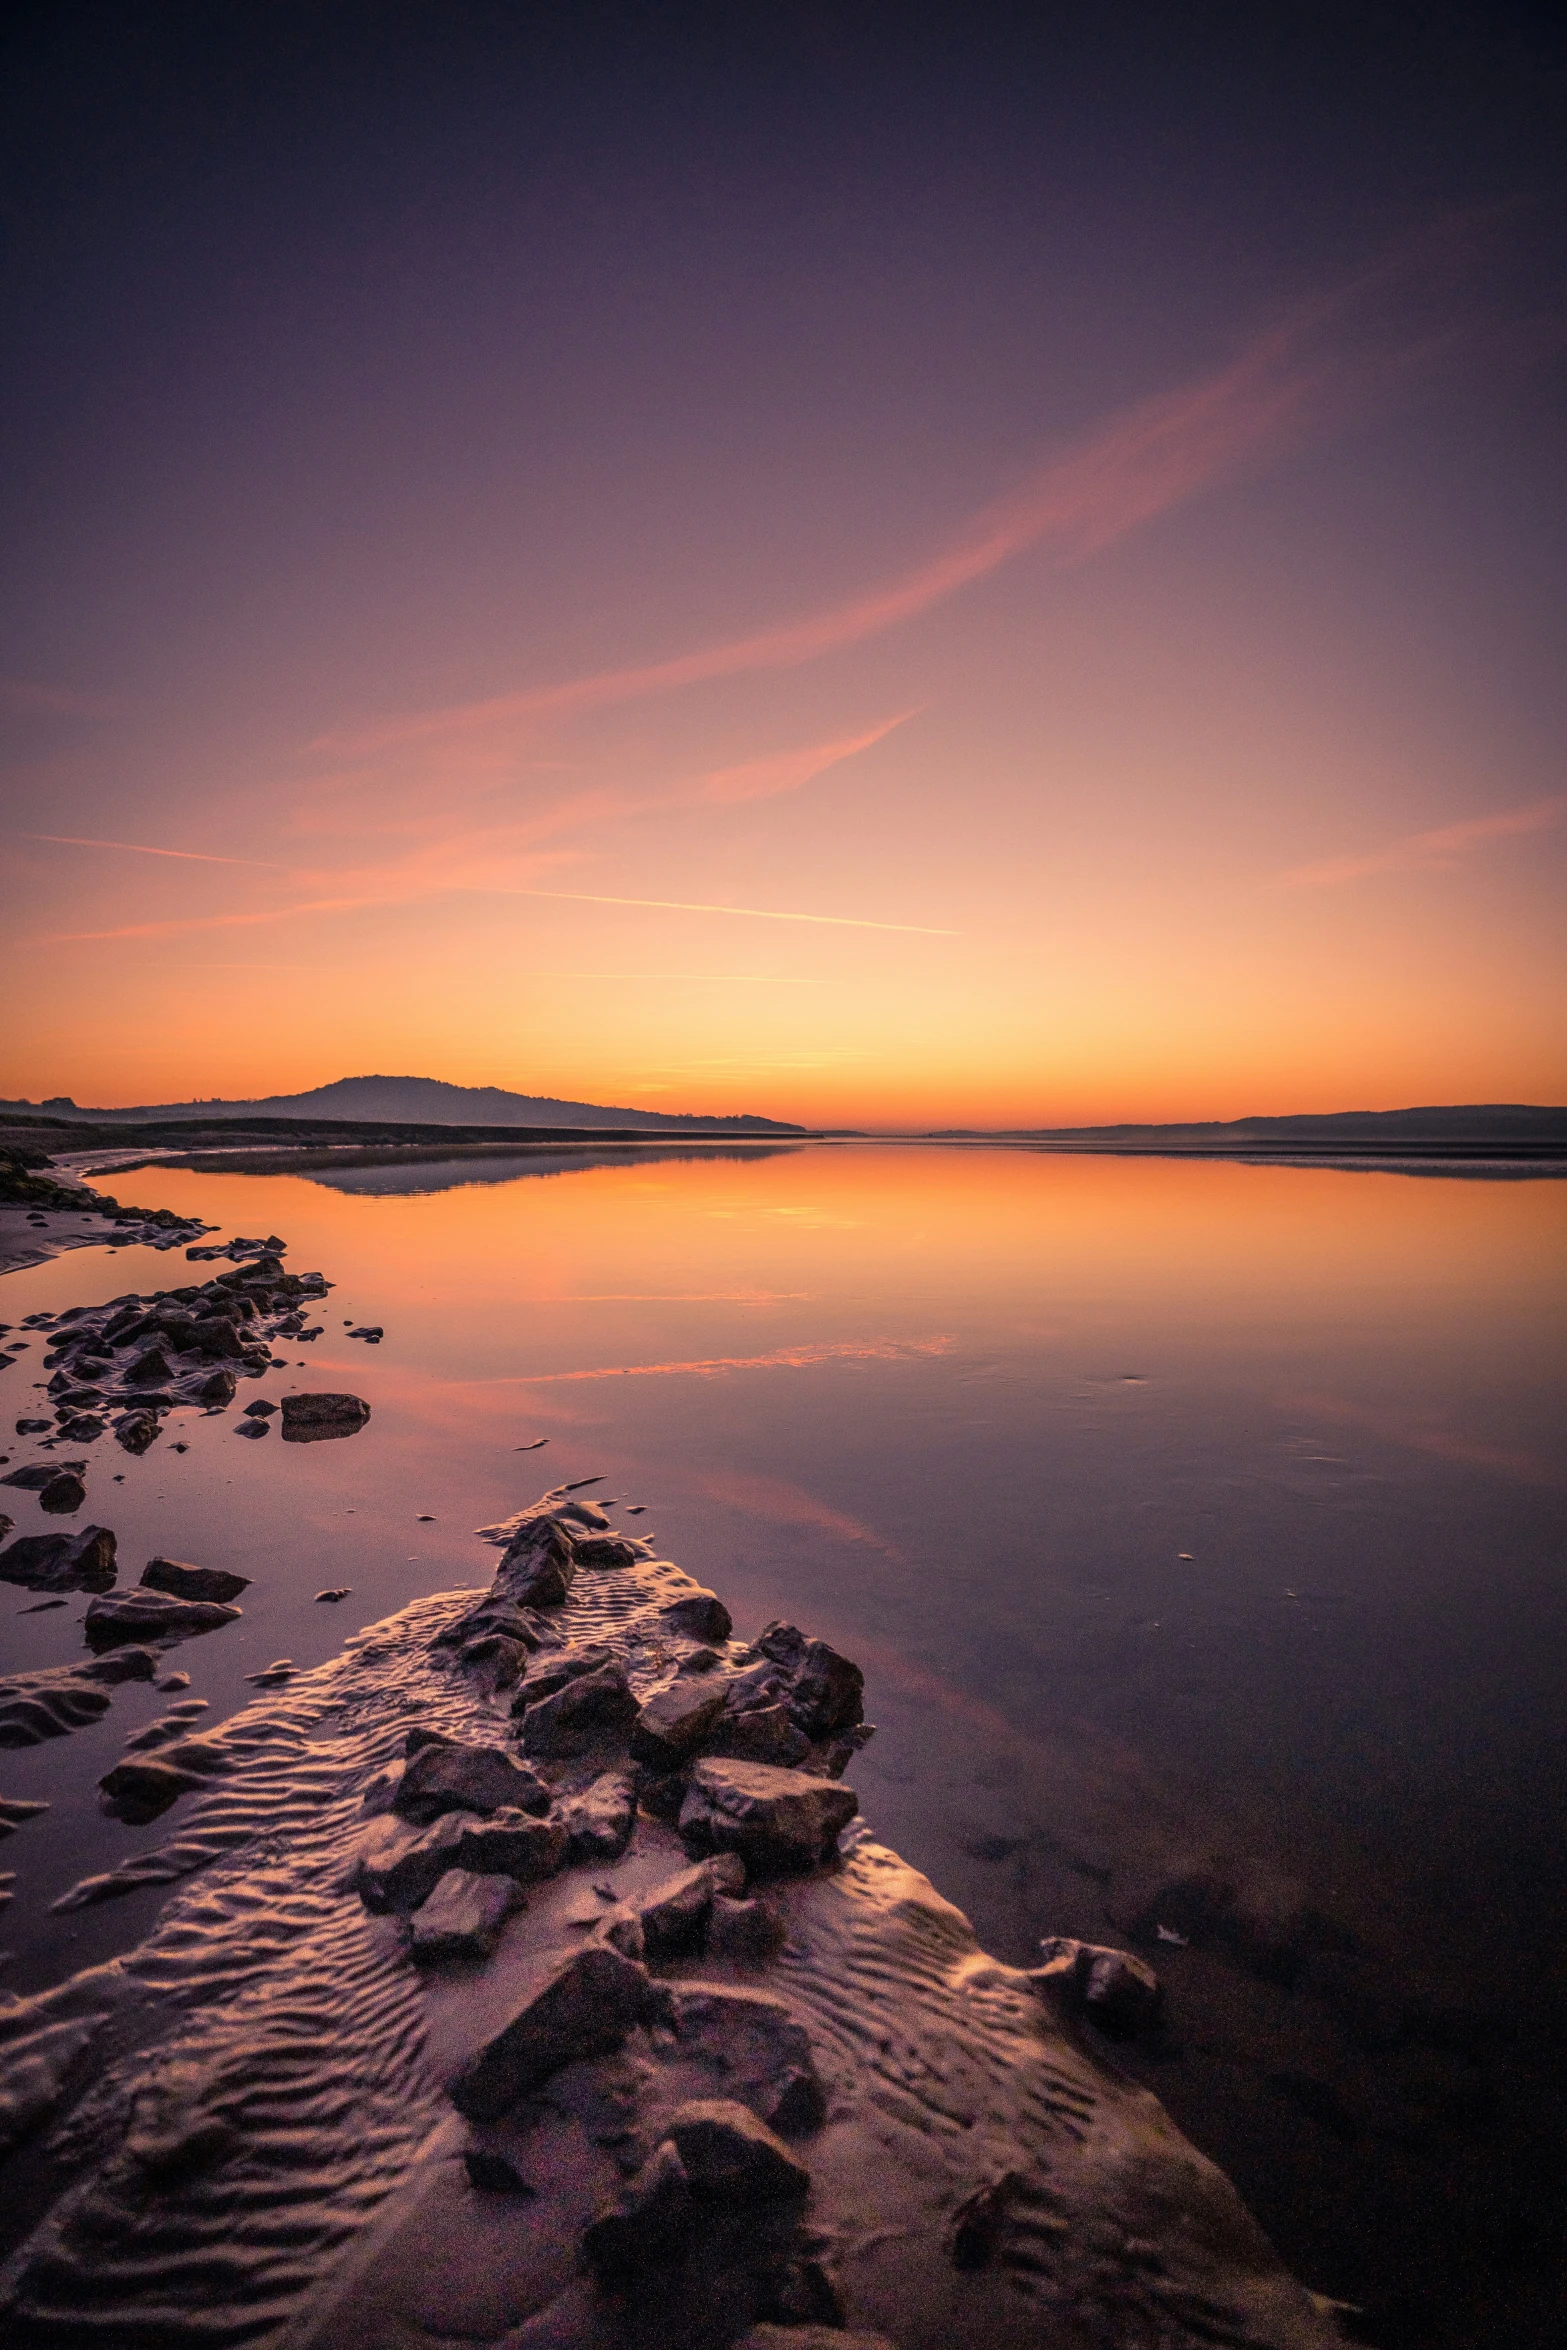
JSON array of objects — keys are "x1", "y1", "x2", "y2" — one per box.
[
  {"x1": 98, "y1": 1739, "x2": 231, "y2": 1822},
  {"x1": 454, "y1": 1807, "x2": 570, "y2": 1883},
  {"x1": 38, "y1": 1471, "x2": 86, "y2": 1513},
  {"x1": 57, "y1": 1415, "x2": 104, "y2": 1442},
  {"x1": 394, "y1": 1740, "x2": 553, "y2": 1823},
  {"x1": 508, "y1": 1643, "x2": 616, "y2": 1709},
  {"x1": 463, "y1": 2149, "x2": 534, "y2": 2193},
  {"x1": 679, "y1": 1760, "x2": 858, "y2": 1875},
  {"x1": 279, "y1": 1392, "x2": 370, "y2": 1442},
  {"x1": 659, "y1": 1587, "x2": 732, "y2": 1643},
  {"x1": 113, "y1": 1410, "x2": 160, "y2": 1454},
  {"x1": 315, "y1": 1586, "x2": 351, "y2": 1603},
  {"x1": 449, "y1": 1943, "x2": 651, "y2": 2118},
  {"x1": 559, "y1": 1770, "x2": 638, "y2": 1859},
  {"x1": 0, "y1": 1524, "x2": 117, "y2": 1593},
  {"x1": 496, "y1": 1516, "x2": 578, "y2": 1608},
  {"x1": 518, "y1": 1664, "x2": 638, "y2": 1758},
  {"x1": 573, "y1": 1534, "x2": 644, "y2": 1568},
  {"x1": 140, "y1": 1557, "x2": 251, "y2": 1604},
  {"x1": 407, "y1": 1868, "x2": 522, "y2": 1962},
  {"x1": 756, "y1": 1623, "x2": 865, "y2": 1737},
  {"x1": 629, "y1": 1678, "x2": 729, "y2": 1770},
  {"x1": 355, "y1": 1811, "x2": 480, "y2": 1912},
  {"x1": 663, "y1": 1984, "x2": 825, "y2": 2134},
  {"x1": 435, "y1": 1596, "x2": 544, "y2": 1655},
  {"x1": 662, "y1": 2098, "x2": 811, "y2": 2202},
  {"x1": 708, "y1": 1893, "x2": 787, "y2": 1963},
  {"x1": 637, "y1": 1855, "x2": 746, "y2": 1957},
  {"x1": 241, "y1": 1399, "x2": 277, "y2": 1419},
  {"x1": 83, "y1": 1587, "x2": 241, "y2": 1650},
  {"x1": 455, "y1": 1632, "x2": 526, "y2": 1684},
  {"x1": 581, "y1": 2139, "x2": 692, "y2": 2278},
  {"x1": 196, "y1": 1368, "x2": 237, "y2": 1405},
  {"x1": 708, "y1": 1704, "x2": 811, "y2": 1767},
  {"x1": 80, "y1": 1646, "x2": 158, "y2": 1684},
  {"x1": 1032, "y1": 1937, "x2": 1163, "y2": 2037},
  {"x1": 2, "y1": 1462, "x2": 80, "y2": 1489},
  {"x1": 235, "y1": 1417, "x2": 270, "y2": 1439}
]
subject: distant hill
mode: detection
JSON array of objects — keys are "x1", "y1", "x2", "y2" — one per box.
[
  {"x1": 927, "y1": 1104, "x2": 1567, "y2": 1154},
  {"x1": 3, "y1": 1074, "x2": 803, "y2": 1134}
]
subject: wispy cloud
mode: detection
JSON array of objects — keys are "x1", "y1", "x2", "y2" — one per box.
[
  {"x1": 23, "y1": 832, "x2": 294, "y2": 870},
  {"x1": 498, "y1": 889, "x2": 958, "y2": 935},
  {"x1": 695, "y1": 710, "x2": 917, "y2": 804},
  {"x1": 1278, "y1": 796, "x2": 1565, "y2": 888}
]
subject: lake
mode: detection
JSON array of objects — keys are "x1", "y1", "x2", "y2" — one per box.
[{"x1": 2, "y1": 1141, "x2": 1564, "y2": 2345}]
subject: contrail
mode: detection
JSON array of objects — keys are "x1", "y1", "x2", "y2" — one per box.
[
  {"x1": 504, "y1": 888, "x2": 959, "y2": 935},
  {"x1": 23, "y1": 833, "x2": 292, "y2": 870}
]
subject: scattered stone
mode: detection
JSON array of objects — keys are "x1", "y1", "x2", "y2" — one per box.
[
  {"x1": 518, "y1": 1664, "x2": 638, "y2": 1758},
  {"x1": 114, "y1": 1410, "x2": 160, "y2": 1454},
  {"x1": 315, "y1": 1586, "x2": 351, "y2": 1602},
  {"x1": 1033, "y1": 1937, "x2": 1163, "y2": 2037},
  {"x1": 0, "y1": 1524, "x2": 117, "y2": 1593},
  {"x1": 680, "y1": 1759, "x2": 858, "y2": 1875},
  {"x1": 582, "y1": 2139, "x2": 692, "y2": 2277},
  {"x1": 394, "y1": 1740, "x2": 553, "y2": 1823},
  {"x1": 708, "y1": 1893, "x2": 787, "y2": 1963},
  {"x1": 83, "y1": 1587, "x2": 241, "y2": 1650},
  {"x1": 407, "y1": 1867, "x2": 522, "y2": 1962},
  {"x1": 196, "y1": 1368, "x2": 237, "y2": 1406},
  {"x1": 629, "y1": 1678, "x2": 729, "y2": 1770},
  {"x1": 450, "y1": 1943, "x2": 651, "y2": 2119},
  {"x1": 235, "y1": 1417, "x2": 270, "y2": 1439},
  {"x1": 659, "y1": 1588, "x2": 732, "y2": 1643},
  {"x1": 663, "y1": 2098, "x2": 811, "y2": 2202},
  {"x1": 279, "y1": 1392, "x2": 370, "y2": 1442},
  {"x1": 454, "y1": 1807, "x2": 570, "y2": 1883},
  {"x1": 38, "y1": 1470, "x2": 86, "y2": 1513},
  {"x1": 638, "y1": 1855, "x2": 746, "y2": 1957},
  {"x1": 559, "y1": 1770, "x2": 638, "y2": 1860},
  {"x1": 241, "y1": 1399, "x2": 277, "y2": 1419},
  {"x1": 140, "y1": 1556, "x2": 251, "y2": 1604}
]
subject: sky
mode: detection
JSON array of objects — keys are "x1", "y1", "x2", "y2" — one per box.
[{"x1": 2, "y1": 1, "x2": 1564, "y2": 1127}]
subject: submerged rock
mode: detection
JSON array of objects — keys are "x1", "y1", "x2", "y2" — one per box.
[
  {"x1": 279, "y1": 1392, "x2": 370, "y2": 1442},
  {"x1": 0, "y1": 1524, "x2": 117, "y2": 1593},
  {"x1": 449, "y1": 1943, "x2": 651, "y2": 2119},
  {"x1": 680, "y1": 1759, "x2": 858, "y2": 1875},
  {"x1": 83, "y1": 1587, "x2": 241, "y2": 1650},
  {"x1": 1033, "y1": 1937, "x2": 1163, "y2": 2037}
]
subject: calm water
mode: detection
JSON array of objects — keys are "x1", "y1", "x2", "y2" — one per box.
[{"x1": 3, "y1": 1142, "x2": 1564, "y2": 2343}]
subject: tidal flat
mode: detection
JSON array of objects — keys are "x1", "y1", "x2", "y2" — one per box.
[{"x1": 0, "y1": 1144, "x2": 1562, "y2": 2346}]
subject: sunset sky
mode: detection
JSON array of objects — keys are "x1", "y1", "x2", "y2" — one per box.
[{"x1": 3, "y1": 4, "x2": 1564, "y2": 1127}]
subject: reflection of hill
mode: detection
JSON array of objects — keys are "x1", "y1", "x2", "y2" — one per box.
[{"x1": 178, "y1": 1141, "x2": 803, "y2": 1196}]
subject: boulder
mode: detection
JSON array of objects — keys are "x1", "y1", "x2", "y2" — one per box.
[
  {"x1": 518, "y1": 1664, "x2": 638, "y2": 1758},
  {"x1": 0, "y1": 1524, "x2": 117, "y2": 1594},
  {"x1": 708, "y1": 1894, "x2": 787, "y2": 1963},
  {"x1": 140, "y1": 1557, "x2": 251, "y2": 1604},
  {"x1": 279, "y1": 1392, "x2": 370, "y2": 1442},
  {"x1": 1032, "y1": 1937, "x2": 1163, "y2": 2037},
  {"x1": 679, "y1": 1760, "x2": 858, "y2": 1875},
  {"x1": 83, "y1": 1587, "x2": 241, "y2": 1650},
  {"x1": 449, "y1": 1943, "x2": 650, "y2": 2119},
  {"x1": 559, "y1": 1770, "x2": 638, "y2": 1859},
  {"x1": 394, "y1": 1740, "x2": 552, "y2": 1823},
  {"x1": 507, "y1": 1643, "x2": 615, "y2": 1709},
  {"x1": 114, "y1": 1410, "x2": 160, "y2": 1454},
  {"x1": 663, "y1": 2098, "x2": 810, "y2": 2202},
  {"x1": 581, "y1": 2139, "x2": 692, "y2": 2278},
  {"x1": 629, "y1": 1679, "x2": 729, "y2": 1771},
  {"x1": 456, "y1": 1808, "x2": 571, "y2": 1882},
  {"x1": 756, "y1": 1623, "x2": 865, "y2": 1737},
  {"x1": 664, "y1": 1984, "x2": 825, "y2": 2134},
  {"x1": 354, "y1": 1810, "x2": 481, "y2": 1912},
  {"x1": 659, "y1": 1588, "x2": 732, "y2": 1643},
  {"x1": 637, "y1": 1855, "x2": 746, "y2": 1957},
  {"x1": 707, "y1": 1705, "x2": 811, "y2": 1767},
  {"x1": 39, "y1": 1472, "x2": 86, "y2": 1514},
  {"x1": 496, "y1": 1516, "x2": 577, "y2": 1608},
  {"x1": 407, "y1": 1868, "x2": 522, "y2": 1963}
]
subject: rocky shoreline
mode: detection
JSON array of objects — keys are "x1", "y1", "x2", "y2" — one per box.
[{"x1": 0, "y1": 1477, "x2": 1345, "y2": 2350}]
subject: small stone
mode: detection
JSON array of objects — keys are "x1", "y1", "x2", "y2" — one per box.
[
  {"x1": 628, "y1": 1678, "x2": 728, "y2": 1770},
  {"x1": 394, "y1": 1740, "x2": 552, "y2": 1823},
  {"x1": 407, "y1": 1868, "x2": 521, "y2": 1962},
  {"x1": 1031, "y1": 1937, "x2": 1162, "y2": 2037},
  {"x1": 450, "y1": 1943, "x2": 651, "y2": 2119},
  {"x1": 241, "y1": 1399, "x2": 277, "y2": 1419},
  {"x1": 141, "y1": 1557, "x2": 251, "y2": 1604},
  {"x1": 518, "y1": 1664, "x2": 638, "y2": 1759},
  {"x1": 315, "y1": 1585, "x2": 351, "y2": 1602},
  {"x1": 663, "y1": 2098, "x2": 810, "y2": 2202},
  {"x1": 38, "y1": 1471, "x2": 86, "y2": 1513},
  {"x1": 235, "y1": 1417, "x2": 269, "y2": 1439}
]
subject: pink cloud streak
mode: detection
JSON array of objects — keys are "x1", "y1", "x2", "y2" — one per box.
[{"x1": 1278, "y1": 797, "x2": 1565, "y2": 888}]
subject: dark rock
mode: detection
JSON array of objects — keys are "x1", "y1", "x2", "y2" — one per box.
[
  {"x1": 80, "y1": 1646, "x2": 158, "y2": 1684},
  {"x1": 663, "y1": 2098, "x2": 810, "y2": 2203},
  {"x1": 518, "y1": 1664, "x2": 638, "y2": 1758},
  {"x1": 395, "y1": 1740, "x2": 553, "y2": 1823},
  {"x1": 455, "y1": 1807, "x2": 570, "y2": 1882},
  {"x1": 235, "y1": 1417, "x2": 270, "y2": 1439},
  {"x1": 450, "y1": 1943, "x2": 651, "y2": 2118},
  {"x1": 355, "y1": 1810, "x2": 479, "y2": 1912},
  {"x1": 582, "y1": 2139, "x2": 692, "y2": 2278},
  {"x1": 679, "y1": 1760, "x2": 858, "y2": 1875},
  {"x1": 14, "y1": 1420, "x2": 50, "y2": 1434},
  {"x1": 125, "y1": 1344, "x2": 176, "y2": 1388},
  {"x1": 949, "y1": 2172, "x2": 1016, "y2": 2269},
  {"x1": 196, "y1": 1367, "x2": 237, "y2": 1405},
  {"x1": 560, "y1": 1771, "x2": 638, "y2": 1859},
  {"x1": 114, "y1": 1410, "x2": 160, "y2": 1454},
  {"x1": 83, "y1": 1587, "x2": 241, "y2": 1650},
  {"x1": 664, "y1": 1984, "x2": 825, "y2": 2134},
  {"x1": 140, "y1": 1557, "x2": 251, "y2": 1604},
  {"x1": 57, "y1": 1414, "x2": 105, "y2": 1442},
  {"x1": 2, "y1": 1463, "x2": 78, "y2": 1490},
  {"x1": 573, "y1": 1534, "x2": 643, "y2": 1568},
  {"x1": 708, "y1": 1705, "x2": 811, "y2": 1767},
  {"x1": 38, "y1": 1471, "x2": 86, "y2": 1513},
  {"x1": 405, "y1": 1727, "x2": 454, "y2": 1758},
  {"x1": 407, "y1": 1867, "x2": 521, "y2": 1962},
  {"x1": 279, "y1": 1391, "x2": 370, "y2": 1442},
  {"x1": 435, "y1": 1596, "x2": 543, "y2": 1655},
  {"x1": 708, "y1": 1894, "x2": 787, "y2": 1963},
  {"x1": 637, "y1": 1855, "x2": 746, "y2": 1956},
  {"x1": 0, "y1": 1524, "x2": 117, "y2": 1593},
  {"x1": 496, "y1": 1516, "x2": 578, "y2": 1607},
  {"x1": 659, "y1": 1588, "x2": 732, "y2": 1643},
  {"x1": 455, "y1": 1632, "x2": 527, "y2": 1685},
  {"x1": 508, "y1": 1643, "x2": 615, "y2": 1709},
  {"x1": 1032, "y1": 1937, "x2": 1163, "y2": 2037},
  {"x1": 629, "y1": 1679, "x2": 729, "y2": 1771},
  {"x1": 463, "y1": 2149, "x2": 534, "y2": 2194},
  {"x1": 315, "y1": 1586, "x2": 351, "y2": 1602},
  {"x1": 634, "y1": 1767, "x2": 688, "y2": 1821},
  {"x1": 756, "y1": 1623, "x2": 865, "y2": 1737},
  {"x1": 241, "y1": 1398, "x2": 277, "y2": 1419}
]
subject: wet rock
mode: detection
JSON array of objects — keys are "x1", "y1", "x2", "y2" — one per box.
[
  {"x1": 638, "y1": 1855, "x2": 746, "y2": 1957},
  {"x1": 140, "y1": 1557, "x2": 251, "y2": 1604},
  {"x1": 573, "y1": 1533, "x2": 644, "y2": 1568},
  {"x1": 2, "y1": 1462, "x2": 82, "y2": 1490},
  {"x1": 756, "y1": 1623, "x2": 865, "y2": 1737},
  {"x1": 125, "y1": 1344, "x2": 176, "y2": 1388},
  {"x1": 83, "y1": 1587, "x2": 241, "y2": 1650},
  {"x1": 235, "y1": 1416, "x2": 270, "y2": 1439},
  {"x1": 518, "y1": 1664, "x2": 638, "y2": 1759},
  {"x1": 279, "y1": 1391, "x2": 370, "y2": 1442},
  {"x1": 315, "y1": 1586, "x2": 351, "y2": 1603},
  {"x1": 708, "y1": 1704, "x2": 812, "y2": 1767},
  {"x1": 659, "y1": 1588, "x2": 732, "y2": 1643},
  {"x1": 663, "y1": 2098, "x2": 810, "y2": 2203},
  {"x1": 38, "y1": 1471, "x2": 86, "y2": 1514},
  {"x1": 99, "y1": 1739, "x2": 232, "y2": 1822},
  {"x1": 709, "y1": 1893, "x2": 787, "y2": 1963},
  {"x1": 80, "y1": 1646, "x2": 158, "y2": 1684},
  {"x1": 508, "y1": 1643, "x2": 616, "y2": 1710},
  {"x1": 582, "y1": 2138, "x2": 692, "y2": 2277},
  {"x1": 395, "y1": 1740, "x2": 553, "y2": 1823},
  {"x1": 196, "y1": 1367, "x2": 237, "y2": 1406},
  {"x1": 355, "y1": 1810, "x2": 480, "y2": 1912},
  {"x1": 456, "y1": 1808, "x2": 571, "y2": 1882},
  {"x1": 450, "y1": 1943, "x2": 651, "y2": 2119},
  {"x1": 113, "y1": 1410, "x2": 160, "y2": 1454},
  {"x1": 560, "y1": 1770, "x2": 638, "y2": 1860},
  {"x1": 57, "y1": 1414, "x2": 104, "y2": 1442},
  {"x1": 1033, "y1": 1937, "x2": 1163, "y2": 2037},
  {"x1": 455, "y1": 1632, "x2": 526, "y2": 1685},
  {"x1": 407, "y1": 1868, "x2": 522, "y2": 1963},
  {"x1": 463, "y1": 2148, "x2": 534, "y2": 2194},
  {"x1": 629, "y1": 1678, "x2": 729, "y2": 1771},
  {"x1": 680, "y1": 1760, "x2": 858, "y2": 1876},
  {"x1": 0, "y1": 1524, "x2": 117, "y2": 1593},
  {"x1": 241, "y1": 1398, "x2": 277, "y2": 1419},
  {"x1": 435, "y1": 1596, "x2": 544, "y2": 1655},
  {"x1": 663, "y1": 1984, "x2": 825, "y2": 2134},
  {"x1": 497, "y1": 1516, "x2": 578, "y2": 1608}
]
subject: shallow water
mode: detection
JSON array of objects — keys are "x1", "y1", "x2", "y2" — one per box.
[{"x1": 2, "y1": 1141, "x2": 1564, "y2": 2343}]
